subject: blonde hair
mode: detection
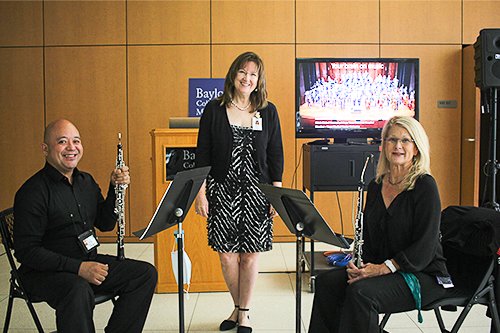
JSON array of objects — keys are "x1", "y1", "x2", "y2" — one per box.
[
  {"x1": 376, "y1": 116, "x2": 431, "y2": 190},
  {"x1": 219, "y1": 51, "x2": 268, "y2": 111}
]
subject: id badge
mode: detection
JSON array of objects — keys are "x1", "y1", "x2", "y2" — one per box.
[
  {"x1": 252, "y1": 115, "x2": 263, "y2": 131},
  {"x1": 436, "y1": 276, "x2": 454, "y2": 289},
  {"x1": 77, "y1": 230, "x2": 100, "y2": 253}
]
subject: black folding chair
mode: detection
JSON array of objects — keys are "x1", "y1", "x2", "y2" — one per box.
[
  {"x1": 0, "y1": 207, "x2": 116, "y2": 333},
  {"x1": 379, "y1": 206, "x2": 500, "y2": 333},
  {"x1": 379, "y1": 255, "x2": 499, "y2": 333}
]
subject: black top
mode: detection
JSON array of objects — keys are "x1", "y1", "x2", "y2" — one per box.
[
  {"x1": 195, "y1": 99, "x2": 284, "y2": 183},
  {"x1": 363, "y1": 174, "x2": 450, "y2": 277},
  {"x1": 13, "y1": 162, "x2": 117, "y2": 275}
]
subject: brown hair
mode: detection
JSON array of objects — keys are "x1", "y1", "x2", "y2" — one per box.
[{"x1": 219, "y1": 51, "x2": 268, "y2": 112}]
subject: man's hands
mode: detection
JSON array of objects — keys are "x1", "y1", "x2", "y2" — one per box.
[
  {"x1": 111, "y1": 166, "x2": 130, "y2": 186},
  {"x1": 78, "y1": 261, "x2": 109, "y2": 285}
]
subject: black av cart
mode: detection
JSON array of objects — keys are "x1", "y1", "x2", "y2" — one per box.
[{"x1": 302, "y1": 143, "x2": 380, "y2": 292}]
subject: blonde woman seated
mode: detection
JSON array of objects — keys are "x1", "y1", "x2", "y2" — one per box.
[{"x1": 308, "y1": 116, "x2": 453, "y2": 333}]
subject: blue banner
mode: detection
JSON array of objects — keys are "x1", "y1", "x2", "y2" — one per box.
[
  {"x1": 165, "y1": 147, "x2": 196, "y2": 180},
  {"x1": 189, "y1": 78, "x2": 225, "y2": 117}
]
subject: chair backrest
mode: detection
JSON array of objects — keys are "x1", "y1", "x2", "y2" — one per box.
[
  {"x1": 441, "y1": 205, "x2": 500, "y2": 256},
  {"x1": 0, "y1": 208, "x2": 14, "y2": 242},
  {"x1": 440, "y1": 206, "x2": 500, "y2": 290},
  {"x1": 0, "y1": 207, "x2": 18, "y2": 272},
  {"x1": 0, "y1": 208, "x2": 47, "y2": 332}
]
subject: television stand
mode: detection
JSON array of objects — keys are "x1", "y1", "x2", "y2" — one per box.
[
  {"x1": 346, "y1": 138, "x2": 370, "y2": 145},
  {"x1": 302, "y1": 143, "x2": 379, "y2": 292},
  {"x1": 308, "y1": 138, "x2": 330, "y2": 145},
  {"x1": 303, "y1": 144, "x2": 379, "y2": 192}
]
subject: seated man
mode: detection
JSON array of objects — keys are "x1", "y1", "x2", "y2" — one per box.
[{"x1": 13, "y1": 119, "x2": 158, "y2": 333}]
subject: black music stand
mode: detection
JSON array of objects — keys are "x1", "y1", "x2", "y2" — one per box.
[
  {"x1": 257, "y1": 184, "x2": 351, "y2": 333},
  {"x1": 134, "y1": 166, "x2": 210, "y2": 333}
]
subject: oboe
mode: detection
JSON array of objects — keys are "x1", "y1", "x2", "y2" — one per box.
[
  {"x1": 352, "y1": 154, "x2": 373, "y2": 268},
  {"x1": 115, "y1": 133, "x2": 127, "y2": 261}
]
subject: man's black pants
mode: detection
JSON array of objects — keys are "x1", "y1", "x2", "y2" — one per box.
[{"x1": 22, "y1": 254, "x2": 158, "y2": 333}]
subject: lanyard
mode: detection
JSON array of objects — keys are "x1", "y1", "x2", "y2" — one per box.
[{"x1": 399, "y1": 271, "x2": 423, "y2": 323}]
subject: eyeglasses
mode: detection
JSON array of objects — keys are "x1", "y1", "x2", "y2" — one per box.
[
  {"x1": 385, "y1": 137, "x2": 415, "y2": 145},
  {"x1": 237, "y1": 69, "x2": 258, "y2": 78}
]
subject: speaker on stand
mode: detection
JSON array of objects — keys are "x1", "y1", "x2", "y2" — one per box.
[{"x1": 474, "y1": 28, "x2": 500, "y2": 211}]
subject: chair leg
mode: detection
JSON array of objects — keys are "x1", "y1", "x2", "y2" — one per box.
[
  {"x1": 3, "y1": 294, "x2": 14, "y2": 333},
  {"x1": 487, "y1": 285, "x2": 500, "y2": 333},
  {"x1": 379, "y1": 313, "x2": 391, "y2": 332},
  {"x1": 23, "y1": 298, "x2": 44, "y2": 333},
  {"x1": 433, "y1": 308, "x2": 448, "y2": 333},
  {"x1": 449, "y1": 303, "x2": 474, "y2": 333}
]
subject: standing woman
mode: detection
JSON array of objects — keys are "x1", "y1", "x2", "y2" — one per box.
[{"x1": 195, "y1": 52, "x2": 284, "y2": 333}]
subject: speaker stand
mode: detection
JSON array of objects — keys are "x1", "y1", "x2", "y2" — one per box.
[{"x1": 482, "y1": 87, "x2": 500, "y2": 212}]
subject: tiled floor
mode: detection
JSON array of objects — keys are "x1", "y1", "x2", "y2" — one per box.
[{"x1": 0, "y1": 242, "x2": 494, "y2": 332}]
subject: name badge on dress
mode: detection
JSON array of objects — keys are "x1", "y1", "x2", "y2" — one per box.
[
  {"x1": 252, "y1": 112, "x2": 262, "y2": 131},
  {"x1": 77, "y1": 230, "x2": 100, "y2": 253}
]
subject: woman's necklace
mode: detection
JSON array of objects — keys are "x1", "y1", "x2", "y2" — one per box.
[
  {"x1": 387, "y1": 175, "x2": 405, "y2": 186},
  {"x1": 230, "y1": 99, "x2": 251, "y2": 111}
]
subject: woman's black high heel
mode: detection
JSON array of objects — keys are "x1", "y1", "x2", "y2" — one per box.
[
  {"x1": 220, "y1": 305, "x2": 239, "y2": 331},
  {"x1": 237, "y1": 308, "x2": 252, "y2": 333}
]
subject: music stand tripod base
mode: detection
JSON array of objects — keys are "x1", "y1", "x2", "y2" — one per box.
[
  {"x1": 133, "y1": 166, "x2": 211, "y2": 333},
  {"x1": 258, "y1": 184, "x2": 350, "y2": 333}
]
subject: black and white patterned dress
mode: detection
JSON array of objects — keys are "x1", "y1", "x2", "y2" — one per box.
[{"x1": 206, "y1": 125, "x2": 273, "y2": 253}]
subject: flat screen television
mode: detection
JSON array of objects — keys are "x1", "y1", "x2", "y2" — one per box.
[{"x1": 296, "y1": 58, "x2": 419, "y2": 143}]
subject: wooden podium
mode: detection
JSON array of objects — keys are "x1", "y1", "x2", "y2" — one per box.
[{"x1": 151, "y1": 128, "x2": 227, "y2": 293}]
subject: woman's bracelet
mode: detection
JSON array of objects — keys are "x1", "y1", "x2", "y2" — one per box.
[{"x1": 384, "y1": 259, "x2": 397, "y2": 273}]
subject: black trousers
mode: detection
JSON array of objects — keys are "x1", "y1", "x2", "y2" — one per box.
[
  {"x1": 308, "y1": 268, "x2": 449, "y2": 333},
  {"x1": 22, "y1": 254, "x2": 158, "y2": 333}
]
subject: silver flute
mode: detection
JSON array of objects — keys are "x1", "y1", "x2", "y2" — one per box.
[
  {"x1": 352, "y1": 154, "x2": 373, "y2": 268},
  {"x1": 115, "y1": 133, "x2": 127, "y2": 261}
]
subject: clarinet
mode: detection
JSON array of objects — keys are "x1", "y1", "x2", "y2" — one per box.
[
  {"x1": 115, "y1": 133, "x2": 127, "y2": 261},
  {"x1": 352, "y1": 154, "x2": 373, "y2": 268}
]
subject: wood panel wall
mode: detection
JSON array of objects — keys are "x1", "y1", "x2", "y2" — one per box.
[{"x1": 1, "y1": 0, "x2": 499, "y2": 241}]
